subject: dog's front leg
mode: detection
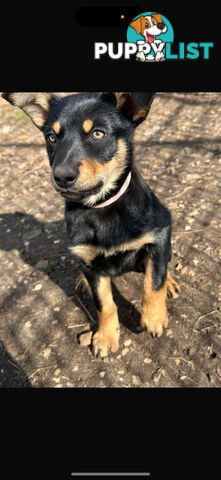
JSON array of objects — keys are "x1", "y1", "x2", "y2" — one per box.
[
  {"x1": 83, "y1": 268, "x2": 120, "y2": 358},
  {"x1": 140, "y1": 228, "x2": 173, "y2": 337}
]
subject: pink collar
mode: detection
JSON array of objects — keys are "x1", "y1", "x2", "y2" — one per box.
[{"x1": 93, "y1": 171, "x2": 132, "y2": 209}]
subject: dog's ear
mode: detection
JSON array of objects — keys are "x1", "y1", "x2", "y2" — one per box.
[
  {"x1": 1, "y1": 92, "x2": 59, "y2": 129},
  {"x1": 151, "y1": 13, "x2": 162, "y2": 24},
  {"x1": 112, "y1": 92, "x2": 155, "y2": 125},
  {"x1": 129, "y1": 16, "x2": 145, "y2": 34}
]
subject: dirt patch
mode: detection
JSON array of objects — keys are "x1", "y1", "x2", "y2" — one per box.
[{"x1": 0, "y1": 92, "x2": 220, "y2": 387}]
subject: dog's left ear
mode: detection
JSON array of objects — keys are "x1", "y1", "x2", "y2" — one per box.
[
  {"x1": 129, "y1": 16, "x2": 145, "y2": 34},
  {"x1": 113, "y1": 92, "x2": 155, "y2": 125},
  {"x1": 1, "y1": 92, "x2": 59, "y2": 129}
]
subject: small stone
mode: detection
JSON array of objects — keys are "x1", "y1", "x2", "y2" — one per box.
[
  {"x1": 72, "y1": 366, "x2": 79, "y2": 372},
  {"x1": 121, "y1": 348, "x2": 129, "y2": 356},
  {"x1": 53, "y1": 306, "x2": 60, "y2": 312},
  {"x1": 175, "y1": 262, "x2": 183, "y2": 271},
  {"x1": 123, "y1": 339, "x2": 131, "y2": 347},
  {"x1": 23, "y1": 320, "x2": 32, "y2": 330},
  {"x1": 79, "y1": 330, "x2": 92, "y2": 346},
  {"x1": 33, "y1": 283, "x2": 42, "y2": 291},
  {"x1": 53, "y1": 377, "x2": 60, "y2": 383},
  {"x1": 43, "y1": 348, "x2": 51, "y2": 359},
  {"x1": 166, "y1": 329, "x2": 173, "y2": 337},
  {"x1": 23, "y1": 228, "x2": 41, "y2": 241},
  {"x1": 35, "y1": 260, "x2": 48, "y2": 269},
  {"x1": 181, "y1": 266, "x2": 188, "y2": 275},
  {"x1": 132, "y1": 375, "x2": 141, "y2": 386},
  {"x1": 143, "y1": 357, "x2": 152, "y2": 364},
  {"x1": 54, "y1": 368, "x2": 61, "y2": 376},
  {"x1": 100, "y1": 371, "x2": 105, "y2": 378},
  {"x1": 53, "y1": 331, "x2": 61, "y2": 339},
  {"x1": 153, "y1": 371, "x2": 161, "y2": 384},
  {"x1": 185, "y1": 225, "x2": 191, "y2": 231},
  {"x1": 189, "y1": 270, "x2": 195, "y2": 276},
  {"x1": 103, "y1": 357, "x2": 110, "y2": 364}
]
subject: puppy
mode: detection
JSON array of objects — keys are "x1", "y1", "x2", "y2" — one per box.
[
  {"x1": 130, "y1": 13, "x2": 167, "y2": 62},
  {"x1": 2, "y1": 92, "x2": 179, "y2": 358}
]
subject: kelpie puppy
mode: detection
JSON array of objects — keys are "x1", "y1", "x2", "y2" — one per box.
[{"x1": 2, "y1": 92, "x2": 179, "y2": 358}]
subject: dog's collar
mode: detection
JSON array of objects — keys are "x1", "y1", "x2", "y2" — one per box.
[{"x1": 93, "y1": 171, "x2": 132, "y2": 209}]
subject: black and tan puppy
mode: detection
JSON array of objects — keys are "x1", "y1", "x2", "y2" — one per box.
[{"x1": 2, "y1": 92, "x2": 179, "y2": 358}]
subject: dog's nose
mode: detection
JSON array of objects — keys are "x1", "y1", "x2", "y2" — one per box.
[
  {"x1": 53, "y1": 166, "x2": 77, "y2": 188},
  {"x1": 157, "y1": 23, "x2": 165, "y2": 30}
]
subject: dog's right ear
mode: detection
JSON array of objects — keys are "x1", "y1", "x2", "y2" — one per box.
[{"x1": 1, "y1": 92, "x2": 59, "y2": 129}]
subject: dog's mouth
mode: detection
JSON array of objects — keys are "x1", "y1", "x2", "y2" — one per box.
[
  {"x1": 52, "y1": 180, "x2": 103, "y2": 202},
  {"x1": 144, "y1": 24, "x2": 166, "y2": 42},
  {"x1": 144, "y1": 31, "x2": 155, "y2": 43}
]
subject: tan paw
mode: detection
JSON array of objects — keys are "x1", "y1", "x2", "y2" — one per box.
[
  {"x1": 166, "y1": 273, "x2": 180, "y2": 298},
  {"x1": 140, "y1": 309, "x2": 168, "y2": 337},
  {"x1": 92, "y1": 326, "x2": 120, "y2": 358}
]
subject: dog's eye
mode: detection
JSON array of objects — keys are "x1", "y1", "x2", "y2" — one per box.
[
  {"x1": 145, "y1": 22, "x2": 150, "y2": 27},
  {"x1": 92, "y1": 130, "x2": 105, "y2": 140},
  {"x1": 48, "y1": 133, "x2": 56, "y2": 143}
]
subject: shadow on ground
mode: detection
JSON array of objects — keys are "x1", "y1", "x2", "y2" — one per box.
[
  {"x1": 0, "y1": 212, "x2": 144, "y2": 386},
  {"x1": 0, "y1": 340, "x2": 32, "y2": 387}
]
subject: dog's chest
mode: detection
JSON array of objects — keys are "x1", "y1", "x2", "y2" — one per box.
[{"x1": 65, "y1": 200, "x2": 155, "y2": 272}]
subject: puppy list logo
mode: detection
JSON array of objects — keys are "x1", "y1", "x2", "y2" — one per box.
[{"x1": 95, "y1": 11, "x2": 214, "y2": 61}]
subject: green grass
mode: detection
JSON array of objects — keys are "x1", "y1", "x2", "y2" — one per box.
[
  {"x1": 15, "y1": 109, "x2": 27, "y2": 120},
  {"x1": 44, "y1": 261, "x2": 58, "y2": 274},
  {"x1": 56, "y1": 298, "x2": 62, "y2": 304}
]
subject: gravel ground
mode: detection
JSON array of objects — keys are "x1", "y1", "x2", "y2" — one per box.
[{"x1": 0, "y1": 92, "x2": 220, "y2": 387}]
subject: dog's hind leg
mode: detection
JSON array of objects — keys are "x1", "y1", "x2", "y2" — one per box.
[
  {"x1": 75, "y1": 272, "x2": 91, "y2": 295},
  {"x1": 141, "y1": 255, "x2": 169, "y2": 337},
  {"x1": 166, "y1": 272, "x2": 180, "y2": 298},
  {"x1": 140, "y1": 226, "x2": 173, "y2": 337}
]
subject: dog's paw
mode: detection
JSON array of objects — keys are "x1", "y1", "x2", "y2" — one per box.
[
  {"x1": 92, "y1": 326, "x2": 120, "y2": 359},
  {"x1": 166, "y1": 273, "x2": 180, "y2": 298},
  {"x1": 136, "y1": 52, "x2": 146, "y2": 62},
  {"x1": 140, "y1": 308, "x2": 168, "y2": 337}
]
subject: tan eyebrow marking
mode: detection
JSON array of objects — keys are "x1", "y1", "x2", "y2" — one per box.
[
  {"x1": 53, "y1": 121, "x2": 61, "y2": 134},
  {"x1": 83, "y1": 119, "x2": 94, "y2": 133}
]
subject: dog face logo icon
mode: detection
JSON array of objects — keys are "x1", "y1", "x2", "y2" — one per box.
[{"x1": 127, "y1": 12, "x2": 174, "y2": 62}]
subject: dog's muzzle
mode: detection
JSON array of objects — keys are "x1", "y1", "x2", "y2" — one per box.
[{"x1": 53, "y1": 165, "x2": 78, "y2": 190}]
